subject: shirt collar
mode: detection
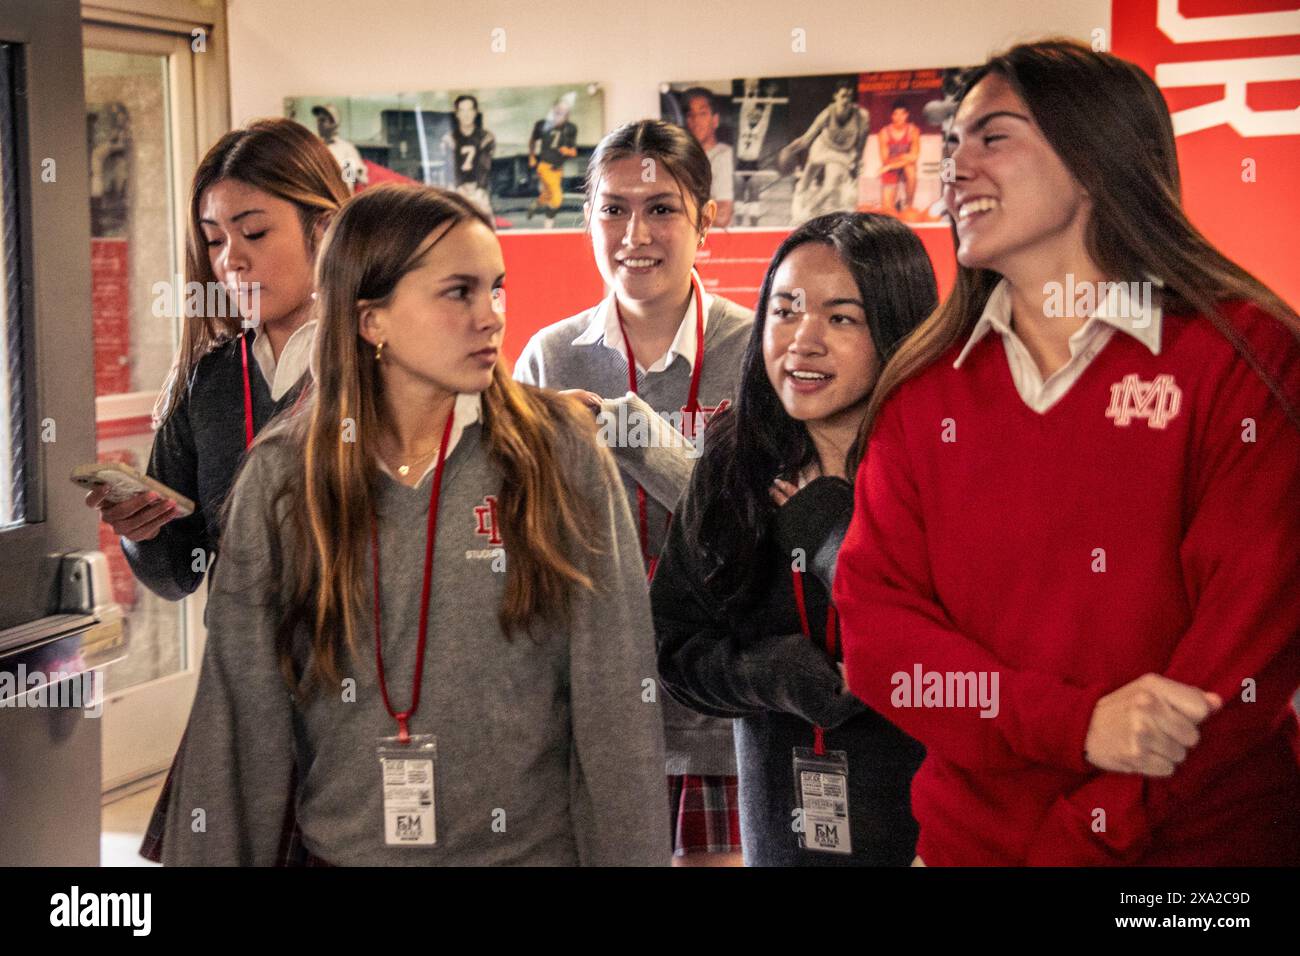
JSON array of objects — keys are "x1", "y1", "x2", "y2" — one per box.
[
  {"x1": 952, "y1": 277, "x2": 1163, "y2": 370},
  {"x1": 570, "y1": 274, "x2": 712, "y2": 374},
  {"x1": 250, "y1": 320, "x2": 317, "y2": 400},
  {"x1": 374, "y1": 392, "x2": 483, "y2": 486}
]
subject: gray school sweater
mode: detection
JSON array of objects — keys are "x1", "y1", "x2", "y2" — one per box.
[
  {"x1": 161, "y1": 403, "x2": 669, "y2": 866},
  {"x1": 514, "y1": 294, "x2": 753, "y2": 777}
]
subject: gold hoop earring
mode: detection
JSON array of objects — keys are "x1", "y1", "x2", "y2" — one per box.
[{"x1": 375, "y1": 340, "x2": 385, "y2": 363}]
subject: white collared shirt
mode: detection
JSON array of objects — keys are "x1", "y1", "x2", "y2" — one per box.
[
  {"x1": 250, "y1": 320, "x2": 317, "y2": 401},
  {"x1": 570, "y1": 280, "x2": 712, "y2": 376},
  {"x1": 952, "y1": 278, "x2": 1163, "y2": 413},
  {"x1": 374, "y1": 392, "x2": 483, "y2": 486}
]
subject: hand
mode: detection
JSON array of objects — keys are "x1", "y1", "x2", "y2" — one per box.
[
  {"x1": 84, "y1": 485, "x2": 179, "y2": 542},
  {"x1": 837, "y1": 661, "x2": 848, "y2": 694},
  {"x1": 558, "y1": 388, "x2": 603, "y2": 414},
  {"x1": 1083, "y1": 673, "x2": 1222, "y2": 777},
  {"x1": 769, "y1": 477, "x2": 798, "y2": 507}
]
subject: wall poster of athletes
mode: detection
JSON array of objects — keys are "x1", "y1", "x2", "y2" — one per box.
[
  {"x1": 660, "y1": 68, "x2": 968, "y2": 229},
  {"x1": 285, "y1": 82, "x2": 604, "y2": 230}
]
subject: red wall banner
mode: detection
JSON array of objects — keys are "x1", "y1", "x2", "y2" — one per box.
[
  {"x1": 1111, "y1": 0, "x2": 1300, "y2": 309},
  {"x1": 497, "y1": 225, "x2": 957, "y2": 366},
  {"x1": 693, "y1": 226, "x2": 956, "y2": 314},
  {"x1": 497, "y1": 230, "x2": 606, "y2": 365}
]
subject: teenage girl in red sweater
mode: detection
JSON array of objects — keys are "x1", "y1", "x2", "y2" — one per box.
[{"x1": 835, "y1": 38, "x2": 1300, "y2": 865}]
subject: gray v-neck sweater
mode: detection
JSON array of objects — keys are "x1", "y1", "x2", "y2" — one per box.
[
  {"x1": 514, "y1": 294, "x2": 754, "y2": 776},
  {"x1": 161, "y1": 402, "x2": 669, "y2": 866}
]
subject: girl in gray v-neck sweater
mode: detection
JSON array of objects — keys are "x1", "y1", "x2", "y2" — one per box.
[
  {"x1": 514, "y1": 294, "x2": 753, "y2": 778},
  {"x1": 161, "y1": 407, "x2": 669, "y2": 866}
]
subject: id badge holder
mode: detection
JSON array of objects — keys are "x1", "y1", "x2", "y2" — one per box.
[
  {"x1": 793, "y1": 747, "x2": 852, "y2": 855},
  {"x1": 377, "y1": 734, "x2": 438, "y2": 847}
]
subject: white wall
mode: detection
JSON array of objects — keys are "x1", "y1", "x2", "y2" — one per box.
[{"x1": 226, "y1": 0, "x2": 1110, "y2": 129}]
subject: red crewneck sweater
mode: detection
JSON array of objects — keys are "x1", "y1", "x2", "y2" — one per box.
[{"x1": 835, "y1": 301, "x2": 1300, "y2": 865}]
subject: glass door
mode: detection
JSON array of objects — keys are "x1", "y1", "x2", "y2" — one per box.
[{"x1": 82, "y1": 22, "x2": 205, "y2": 792}]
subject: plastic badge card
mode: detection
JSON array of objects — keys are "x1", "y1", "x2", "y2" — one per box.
[
  {"x1": 793, "y1": 746, "x2": 852, "y2": 855},
  {"x1": 377, "y1": 735, "x2": 438, "y2": 846}
]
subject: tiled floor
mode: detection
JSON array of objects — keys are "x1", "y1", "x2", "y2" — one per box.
[{"x1": 101, "y1": 779, "x2": 163, "y2": 867}]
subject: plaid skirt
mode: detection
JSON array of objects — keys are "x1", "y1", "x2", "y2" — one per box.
[{"x1": 668, "y1": 774, "x2": 742, "y2": 856}]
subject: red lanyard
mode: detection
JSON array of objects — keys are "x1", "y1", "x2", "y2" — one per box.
[
  {"x1": 613, "y1": 272, "x2": 706, "y2": 580},
  {"x1": 243, "y1": 330, "x2": 316, "y2": 447},
  {"x1": 370, "y1": 410, "x2": 455, "y2": 744},
  {"x1": 791, "y1": 567, "x2": 839, "y2": 756},
  {"x1": 240, "y1": 334, "x2": 256, "y2": 450}
]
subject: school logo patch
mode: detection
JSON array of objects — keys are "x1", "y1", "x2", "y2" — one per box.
[
  {"x1": 1105, "y1": 373, "x2": 1182, "y2": 429},
  {"x1": 680, "y1": 399, "x2": 731, "y2": 440},
  {"x1": 466, "y1": 494, "x2": 506, "y2": 566},
  {"x1": 473, "y1": 494, "x2": 502, "y2": 545}
]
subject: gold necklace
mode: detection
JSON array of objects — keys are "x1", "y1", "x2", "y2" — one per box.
[{"x1": 388, "y1": 439, "x2": 442, "y2": 477}]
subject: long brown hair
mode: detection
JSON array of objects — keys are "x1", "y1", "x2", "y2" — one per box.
[
  {"x1": 863, "y1": 38, "x2": 1300, "y2": 436},
  {"x1": 272, "y1": 184, "x2": 599, "y2": 692},
  {"x1": 154, "y1": 118, "x2": 350, "y2": 425}
]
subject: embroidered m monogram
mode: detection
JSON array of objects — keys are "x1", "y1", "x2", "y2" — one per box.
[{"x1": 1105, "y1": 373, "x2": 1182, "y2": 429}]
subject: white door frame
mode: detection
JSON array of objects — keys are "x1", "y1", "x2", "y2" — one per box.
[{"x1": 82, "y1": 2, "x2": 229, "y2": 792}]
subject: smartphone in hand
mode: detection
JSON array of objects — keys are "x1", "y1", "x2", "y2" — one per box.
[{"x1": 71, "y1": 462, "x2": 195, "y2": 517}]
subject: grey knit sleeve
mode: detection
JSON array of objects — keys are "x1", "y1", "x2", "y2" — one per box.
[
  {"x1": 561, "y1": 423, "x2": 671, "y2": 866},
  {"x1": 512, "y1": 334, "x2": 545, "y2": 387},
  {"x1": 160, "y1": 444, "x2": 296, "y2": 866},
  {"x1": 596, "y1": 391, "x2": 698, "y2": 511}
]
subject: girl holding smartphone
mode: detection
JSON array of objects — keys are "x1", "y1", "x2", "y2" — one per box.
[
  {"x1": 162, "y1": 184, "x2": 668, "y2": 865},
  {"x1": 835, "y1": 39, "x2": 1300, "y2": 865},
  {"x1": 85, "y1": 117, "x2": 348, "y2": 598},
  {"x1": 83, "y1": 118, "x2": 348, "y2": 863}
]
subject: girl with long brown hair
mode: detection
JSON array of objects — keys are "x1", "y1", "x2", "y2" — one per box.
[
  {"x1": 835, "y1": 38, "x2": 1300, "y2": 865},
  {"x1": 162, "y1": 184, "x2": 668, "y2": 865}
]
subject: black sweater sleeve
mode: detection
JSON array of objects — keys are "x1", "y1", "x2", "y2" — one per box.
[
  {"x1": 771, "y1": 475, "x2": 854, "y2": 595},
  {"x1": 121, "y1": 385, "x2": 208, "y2": 601},
  {"x1": 650, "y1": 460, "x2": 865, "y2": 728}
]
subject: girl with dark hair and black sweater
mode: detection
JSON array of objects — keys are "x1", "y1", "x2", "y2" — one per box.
[
  {"x1": 86, "y1": 118, "x2": 349, "y2": 601},
  {"x1": 651, "y1": 212, "x2": 935, "y2": 865}
]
